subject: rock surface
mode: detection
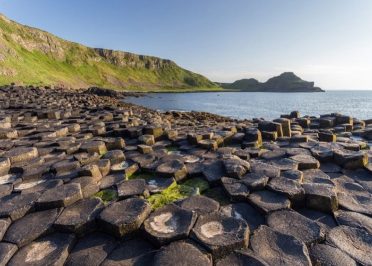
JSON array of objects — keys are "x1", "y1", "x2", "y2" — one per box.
[{"x1": 0, "y1": 86, "x2": 370, "y2": 264}]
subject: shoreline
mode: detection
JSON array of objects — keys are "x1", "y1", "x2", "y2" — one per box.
[{"x1": 0, "y1": 84, "x2": 371, "y2": 265}]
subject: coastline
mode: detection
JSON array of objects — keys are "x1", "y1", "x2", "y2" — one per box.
[{"x1": 0, "y1": 84, "x2": 371, "y2": 265}]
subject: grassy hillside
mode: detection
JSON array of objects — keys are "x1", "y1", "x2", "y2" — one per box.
[{"x1": 0, "y1": 14, "x2": 220, "y2": 91}]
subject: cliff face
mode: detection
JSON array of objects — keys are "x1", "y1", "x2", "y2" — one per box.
[
  {"x1": 220, "y1": 72, "x2": 324, "y2": 92},
  {"x1": 0, "y1": 14, "x2": 218, "y2": 91}
]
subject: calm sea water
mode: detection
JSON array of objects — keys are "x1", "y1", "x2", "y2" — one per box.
[{"x1": 123, "y1": 91, "x2": 372, "y2": 120}]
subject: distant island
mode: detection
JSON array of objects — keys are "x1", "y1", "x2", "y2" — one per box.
[{"x1": 218, "y1": 72, "x2": 324, "y2": 92}]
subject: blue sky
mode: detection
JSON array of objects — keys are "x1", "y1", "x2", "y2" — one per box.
[{"x1": 1, "y1": 0, "x2": 372, "y2": 89}]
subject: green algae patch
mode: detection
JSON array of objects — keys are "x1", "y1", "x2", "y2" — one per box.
[
  {"x1": 148, "y1": 180, "x2": 200, "y2": 210},
  {"x1": 94, "y1": 189, "x2": 118, "y2": 204}
]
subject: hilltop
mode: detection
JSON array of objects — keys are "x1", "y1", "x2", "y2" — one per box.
[
  {"x1": 0, "y1": 14, "x2": 219, "y2": 91},
  {"x1": 219, "y1": 72, "x2": 324, "y2": 92}
]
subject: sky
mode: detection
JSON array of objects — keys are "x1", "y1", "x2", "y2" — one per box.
[{"x1": 1, "y1": 0, "x2": 372, "y2": 90}]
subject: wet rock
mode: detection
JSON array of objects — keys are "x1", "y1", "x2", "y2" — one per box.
[
  {"x1": 7, "y1": 233, "x2": 76, "y2": 266},
  {"x1": 291, "y1": 154, "x2": 320, "y2": 170},
  {"x1": 4, "y1": 208, "x2": 61, "y2": 247},
  {"x1": 154, "y1": 241, "x2": 212, "y2": 266},
  {"x1": 143, "y1": 204, "x2": 197, "y2": 246},
  {"x1": 241, "y1": 173, "x2": 269, "y2": 190},
  {"x1": 248, "y1": 190, "x2": 290, "y2": 214},
  {"x1": 309, "y1": 244, "x2": 357, "y2": 266},
  {"x1": 281, "y1": 169, "x2": 303, "y2": 182},
  {"x1": 326, "y1": 225, "x2": 372, "y2": 265},
  {"x1": 0, "y1": 192, "x2": 40, "y2": 220},
  {"x1": 98, "y1": 198, "x2": 151, "y2": 237},
  {"x1": 221, "y1": 177, "x2": 249, "y2": 201},
  {"x1": 65, "y1": 232, "x2": 117, "y2": 266},
  {"x1": 0, "y1": 242, "x2": 18, "y2": 266},
  {"x1": 156, "y1": 159, "x2": 187, "y2": 181},
  {"x1": 251, "y1": 225, "x2": 311, "y2": 266},
  {"x1": 101, "y1": 238, "x2": 155, "y2": 266},
  {"x1": 216, "y1": 250, "x2": 268, "y2": 266},
  {"x1": 334, "y1": 210, "x2": 372, "y2": 233},
  {"x1": 54, "y1": 198, "x2": 104, "y2": 235},
  {"x1": 177, "y1": 195, "x2": 219, "y2": 215},
  {"x1": 191, "y1": 212, "x2": 249, "y2": 258},
  {"x1": 220, "y1": 202, "x2": 265, "y2": 231},
  {"x1": 267, "y1": 209, "x2": 325, "y2": 245},
  {"x1": 146, "y1": 177, "x2": 174, "y2": 193},
  {"x1": 117, "y1": 179, "x2": 149, "y2": 199},
  {"x1": 36, "y1": 183, "x2": 82, "y2": 210}
]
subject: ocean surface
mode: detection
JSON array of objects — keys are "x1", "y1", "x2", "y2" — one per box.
[{"x1": 123, "y1": 91, "x2": 372, "y2": 120}]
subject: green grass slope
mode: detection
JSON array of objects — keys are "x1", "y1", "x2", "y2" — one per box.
[{"x1": 0, "y1": 14, "x2": 220, "y2": 91}]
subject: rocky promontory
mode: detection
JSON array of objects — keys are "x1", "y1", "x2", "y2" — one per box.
[
  {"x1": 0, "y1": 85, "x2": 371, "y2": 265},
  {"x1": 219, "y1": 72, "x2": 324, "y2": 92}
]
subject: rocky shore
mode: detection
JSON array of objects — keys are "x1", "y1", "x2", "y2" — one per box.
[{"x1": 0, "y1": 85, "x2": 371, "y2": 266}]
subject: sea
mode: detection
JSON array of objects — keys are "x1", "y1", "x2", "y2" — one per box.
[{"x1": 123, "y1": 91, "x2": 372, "y2": 120}]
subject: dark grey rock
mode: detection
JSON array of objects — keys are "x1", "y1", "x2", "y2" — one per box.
[
  {"x1": 309, "y1": 244, "x2": 357, "y2": 266},
  {"x1": 250, "y1": 225, "x2": 311, "y2": 266},
  {"x1": 267, "y1": 209, "x2": 325, "y2": 245},
  {"x1": 248, "y1": 190, "x2": 290, "y2": 214},
  {"x1": 191, "y1": 213, "x2": 249, "y2": 258},
  {"x1": 156, "y1": 159, "x2": 187, "y2": 181},
  {"x1": 54, "y1": 198, "x2": 104, "y2": 235},
  {"x1": 0, "y1": 192, "x2": 40, "y2": 220},
  {"x1": 117, "y1": 178, "x2": 149, "y2": 199},
  {"x1": 154, "y1": 241, "x2": 212, "y2": 266},
  {"x1": 268, "y1": 177, "x2": 305, "y2": 205},
  {"x1": 216, "y1": 250, "x2": 268, "y2": 266},
  {"x1": 221, "y1": 177, "x2": 249, "y2": 201},
  {"x1": 101, "y1": 238, "x2": 155, "y2": 266},
  {"x1": 4, "y1": 208, "x2": 61, "y2": 247},
  {"x1": 0, "y1": 218, "x2": 11, "y2": 240},
  {"x1": 36, "y1": 183, "x2": 82, "y2": 210},
  {"x1": 219, "y1": 202, "x2": 264, "y2": 231},
  {"x1": 143, "y1": 204, "x2": 197, "y2": 246},
  {"x1": 302, "y1": 183, "x2": 338, "y2": 213},
  {"x1": 291, "y1": 154, "x2": 320, "y2": 170},
  {"x1": 7, "y1": 233, "x2": 76, "y2": 266},
  {"x1": 98, "y1": 198, "x2": 151, "y2": 238},
  {"x1": 334, "y1": 210, "x2": 372, "y2": 234},
  {"x1": 326, "y1": 225, "x2": 372, "y2": 265},
  {"x1": 241, "y1": 173, "x2": 269, "y2": 190},
  {"x1": 65, "y1": 232, "x2": 117, "y2": 266},
  {"x1": 177, "y1": 195, "x2": 220, "y2": 215},
  {"x1": 0, "y1": 242, "x2": 18, "y2": 266},
  {"x1": 202, "y1": 160, "x2": 226, "y2": 183}
]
